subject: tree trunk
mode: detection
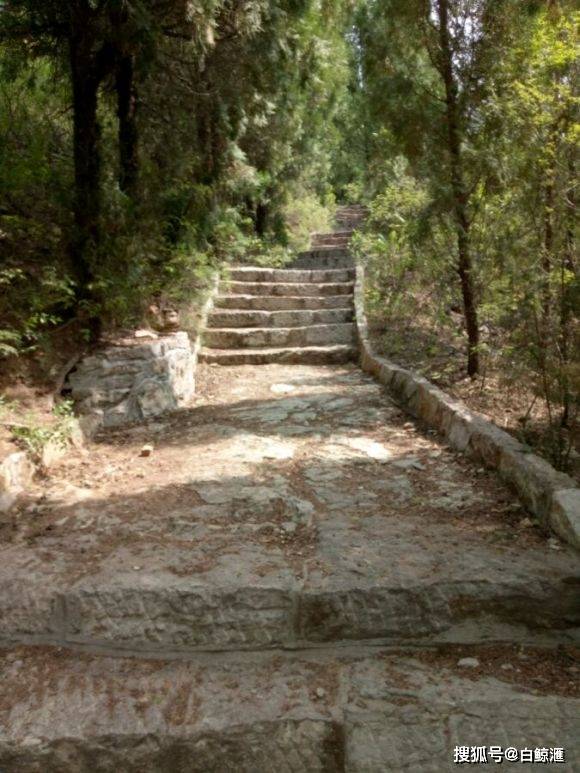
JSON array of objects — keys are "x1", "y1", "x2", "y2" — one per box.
[
  {"x1": 559, "y1": 155, "x2": 576, "y2": 429},
  {"x1": 69, "y1": 30, "x2": 103, "y2": 340},
  {"x1": 534, "y1": 177, "x2": 555, "y2": 376},
  {"x1": 197, "y1": 107, "x2": 214, "y2": 185},
  {"x1": 116, "y1": 54, "x2": 139, "y2": 197},
  {"x1": 457, "y1": 221, "x2": 480, "y2": 377},
  {"x1": 542, "y1": 179, "x2": 554, "y2": 322},
  {"x1": 255, "y1": 201, "x2": 269, "y2": 237},
  {"x1": 436, "y1": 0, "x2": 480, "y2": 377}
]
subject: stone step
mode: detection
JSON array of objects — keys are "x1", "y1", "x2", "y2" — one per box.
[
  {"x1": 334, "y1": 221, "x2": 364, "y2": 231},
  {"x1": 290, "y1": 254, "x2": 354, "y2": 270},
  {"x1": 335, "y1": 208, "x2": 367, "y2": 229},
  {"x1": 3, "y1": 555, "x2": 578, "y2": 653},
  {"x1": 336, "y1": 209, "x2": 365, "y2": 217},
  {"x1": 199, "y1": 344, "x2": 356, "y2": 365},
  {"x1": 204, "y1": 323, "x2": 356, "y2": 350},
  {"x1": 312, "y1": 230, "x2": 353, "y2": 239},
  {"x1": 1, "y1": 646, "x2": 578, "y2": 772},
  {"x1": 299, "y1": 246, "x2": 351, "y2": 259},
  {"x1": 0, "y1": 648, "x2": 347, "y2": 773},
  {"x1": 311, "y1": 239, "x2": 351, "y2": 249},
  {"x1": 207, "y1": 308, "x2": 354, "y2": 329},
  {"x1": 225, "y1": 281, "x2": 354, "y2": 297},
  {"x1": 312, "y1": 233, "x2": 351, "y2": 241},
  {"x1": 336, "y1": 205, "x2": 367, "y2": 215},
  {"x1": 311, "y1": 234, "x2": 352, "y2": 246},
  {"x1": 228, "y1": 267, "x2": 354, "y2": 284},
  {"x1": 214, "y1": 294, "x2": 354, "y2": 311}
]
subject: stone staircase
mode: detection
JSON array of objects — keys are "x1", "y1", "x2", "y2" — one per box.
[
  {"x1": 335, "y1": 203, "x2": 368, "y2": 231},
  {"x1": 199, "y1": 206, "x2": 365, "y2": 365}
]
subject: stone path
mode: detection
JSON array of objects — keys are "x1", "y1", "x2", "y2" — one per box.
[
  {"x1": 1, "y1": 362, "x2": 579, "y2": 771},
  {"x1": 2, "y1": 644, "x2": 578, "y2": 772}
]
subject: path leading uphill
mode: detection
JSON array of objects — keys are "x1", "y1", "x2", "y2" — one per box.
[
  {"x1": 0, "y1": 362, "x2": 579, "y2": 771},
  {"x1": 199, "y1": 207, "x2": 363, "y2": 366},
  {"x1": 0, "y1": 206, "x2": 578, "y2": 770}
]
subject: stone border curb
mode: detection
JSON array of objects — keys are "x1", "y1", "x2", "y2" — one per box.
[{"x1": 354, "y1": 264, "x2": 580, "y2": 550}]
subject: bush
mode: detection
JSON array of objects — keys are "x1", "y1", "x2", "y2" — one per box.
[{"x1": 283, "y1": 189, "x2": 336, "y2": 252}]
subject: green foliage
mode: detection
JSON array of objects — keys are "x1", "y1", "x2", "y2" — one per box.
[
  {"x1": 353, "y1": 164, "x2": 459, "y2": 340},
  {"x1": 354, "y1": 0, "x2": 578, "y2": 468},
  {"x1": 0, "y1": 1, "x2": 357, "y2": 354},
  {"x1": 0, "y1": 51, "x2": 75, "y2": 356},
  {"x1": 283, "y1": 189, "x2": 336, "y2": 252},
  {"x1": 10, "y1": 399, "x2": 76, "y2": 463}
]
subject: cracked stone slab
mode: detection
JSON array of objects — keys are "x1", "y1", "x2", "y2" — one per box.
[
  {"x1": 345, "y1": 657, "x2": 579, "y2": 772},
  {"x1": 0, "y1": 646, "x2": 577, "y2": 772},
  {"x1": 1, "y1": 364, "x2": 578, "y2": 653}
]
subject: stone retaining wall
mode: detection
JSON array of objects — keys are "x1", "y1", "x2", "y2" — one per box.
[
  {"x1": 66, "y1": 273, "x2": 220, "y2": 430},
  {"x1": 1, "y1": 274, "x2": 221, "y2": 512},
  {"x1": 0, "y1": 333, "x2": 190, "y2": 513},
  {"x1": 66, "y1": 331, "x2": 195, "y2": 428},
  {"x1": 354, "y1": 264, "x2": 580, "y2": 550}
]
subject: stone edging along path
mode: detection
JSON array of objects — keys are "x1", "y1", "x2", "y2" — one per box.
[{"x1": 353, "y1": 264, "x2": 580, "y2": 551}]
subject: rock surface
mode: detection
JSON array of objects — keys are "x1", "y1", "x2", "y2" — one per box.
[
  {"x1": 0, "y1": 645, "x2": 577, "y2": 772},
  {"x1": 66, "y1": 332, "x2": 195, "y2": 428},
  {"x1": 0, "y1": 452, "x2": 34, "y2": 512},
  {"x1": 1, "y1": 363, "x2": 578, "y2": 653}
]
